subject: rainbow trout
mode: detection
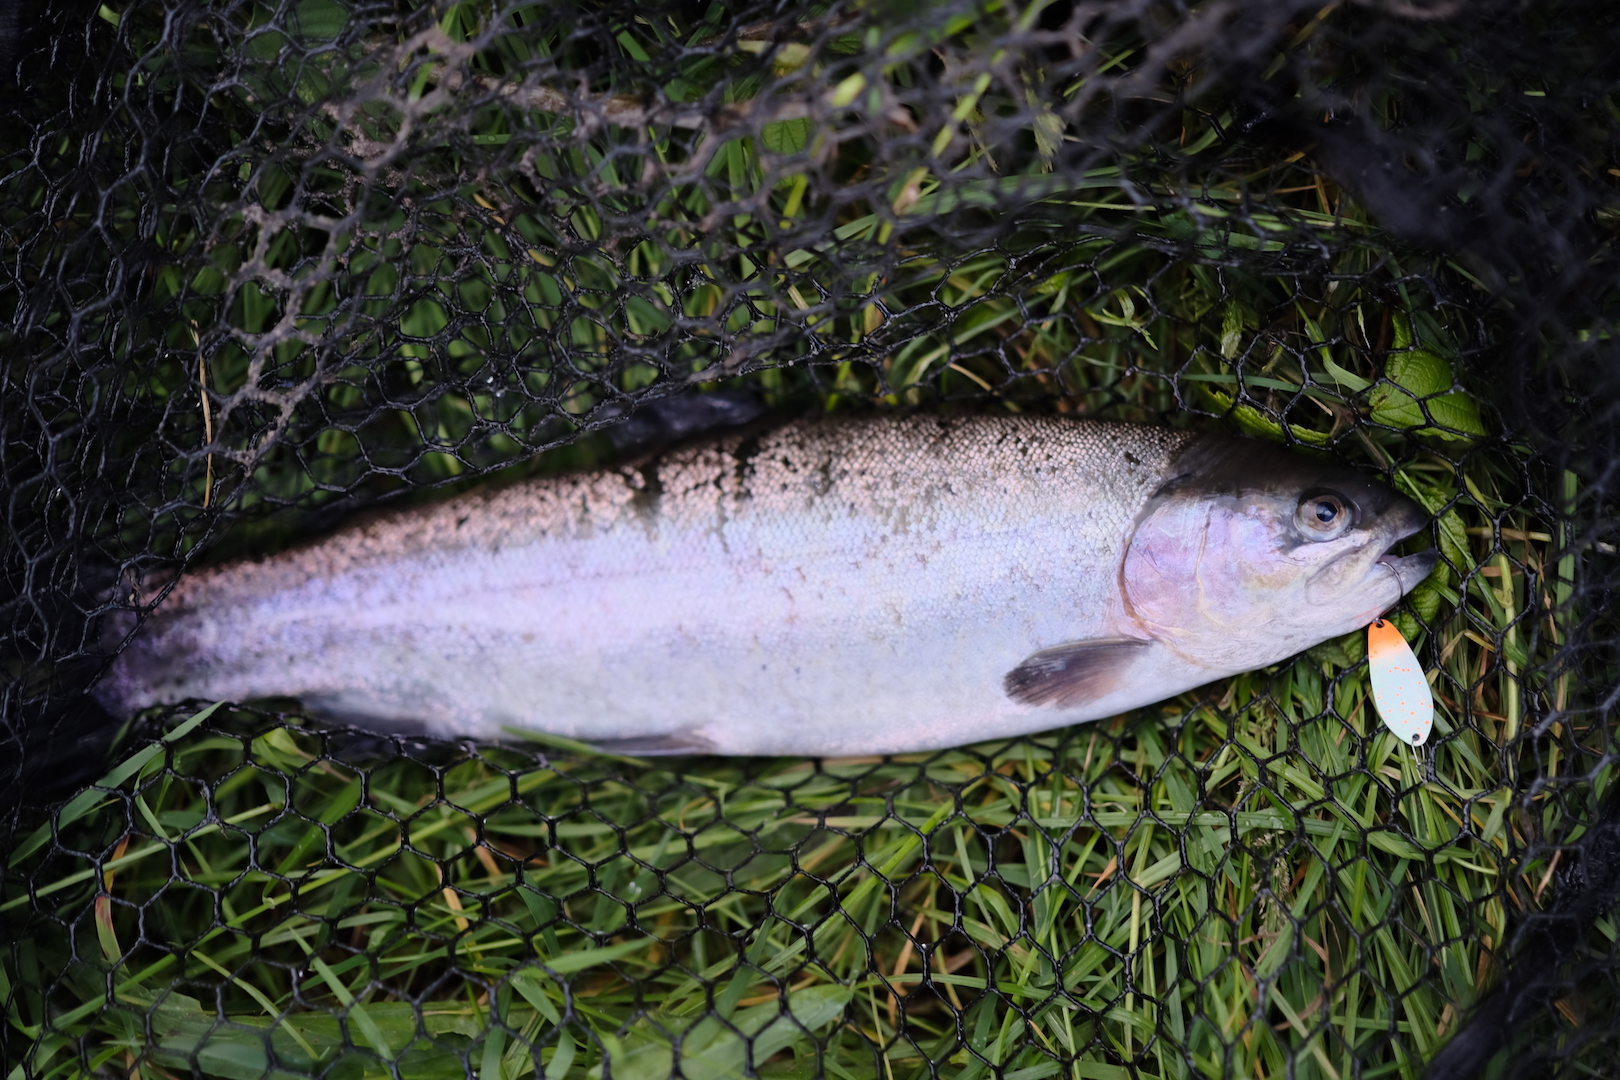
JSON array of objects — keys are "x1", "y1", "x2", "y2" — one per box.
[{"x1": 98, "y1": 414, "x2": 1436, "y2": 755}]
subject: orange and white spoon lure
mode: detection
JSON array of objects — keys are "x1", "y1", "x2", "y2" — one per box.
[{"x1": 1368, "y1": 618, "x2": 1433, "y2": 746}]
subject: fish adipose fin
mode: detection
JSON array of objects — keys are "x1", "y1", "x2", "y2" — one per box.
[{"x1": 1003, "y1": 639, "x2": 1150, "y2": 708}]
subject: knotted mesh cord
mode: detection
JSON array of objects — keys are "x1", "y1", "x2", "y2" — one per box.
[{"x1": 3, "y1": 0, "x2": 1619, "y2": 1077}]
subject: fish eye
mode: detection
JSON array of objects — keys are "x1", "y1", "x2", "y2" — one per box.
[{"x1": 1296, "y1": 492, "x2": 1353, "y2": 539}]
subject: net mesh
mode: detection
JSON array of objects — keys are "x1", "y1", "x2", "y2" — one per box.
[{"x1": 3, "y1": 0, "x2": 1619, "y2": 1076}]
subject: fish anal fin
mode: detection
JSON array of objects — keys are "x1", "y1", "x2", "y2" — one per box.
[
  {"x1": 587, "y1": 731, "x2": 716, "y2": 756},
  {"x1": 1003, "y1": 638, "x2": 1150, "y2": 708},
  {"x1": 504, "y1": 727, "x2": 716, "y2": 759}
]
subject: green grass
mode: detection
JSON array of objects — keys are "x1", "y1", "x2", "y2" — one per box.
[
  {"x1": 1, "y1": 452, "x2": 1592, "y2": 1080},
  {"x1": 4, "y1": 0, "x2": 1612, "y2": 1077}
]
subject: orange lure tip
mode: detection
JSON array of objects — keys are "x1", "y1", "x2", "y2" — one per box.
[{"x1": 1367, "y1": 618, "x2": 1433, "y2": 746}]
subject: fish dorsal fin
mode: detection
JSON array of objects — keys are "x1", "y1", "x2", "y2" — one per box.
[{"x1": 1003, "y1": 638, "x2": 1151, "y2": 708}]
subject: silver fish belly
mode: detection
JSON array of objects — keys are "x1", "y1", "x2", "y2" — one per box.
[{"x1": 98, "y1": 414, "x2": 1433, "y2": 755}]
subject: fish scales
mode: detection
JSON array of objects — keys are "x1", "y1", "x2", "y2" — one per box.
[
  {"x1": 101, "y1": 413, "x2": 1435, "y2": 755},
  {"x1": 104, "y1": 416, "x2": 1187, "y2": 753}
]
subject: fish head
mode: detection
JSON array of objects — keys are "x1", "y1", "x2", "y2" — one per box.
[{"x1": 1120, "y1": 435, "x2": 1438, "y2": 673}]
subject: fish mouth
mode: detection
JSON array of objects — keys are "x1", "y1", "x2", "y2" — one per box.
[{"x1": 1376, "y1": 547, "x2": 1440, "y2": 594}]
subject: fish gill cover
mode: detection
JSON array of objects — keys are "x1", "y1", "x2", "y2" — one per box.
[{"x1": 1, "y1": 0, "x2": 1618, "y2": 1077}]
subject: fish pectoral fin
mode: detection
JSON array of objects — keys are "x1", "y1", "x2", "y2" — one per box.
[{"x1": 1003, "y1": 638, "x2": 1151, "y2": 708}]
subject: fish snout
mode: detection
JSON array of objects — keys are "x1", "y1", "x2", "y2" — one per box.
[{"x1": 1372, "y1": 486, "x2": 1436, "y2": 596}]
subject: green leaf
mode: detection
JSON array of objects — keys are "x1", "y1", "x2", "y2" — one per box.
[
  {"x1": 762, "y1": 118, "x2": 813, "y2": 155},
  {"x1": 1321, "y1": 354, "x2": 1371, "y2": 393},
  {"x1": 509, "y1": 970, "x2": 562, "y2": 1025},
  {"x1": 1220, "y1": 301, "x2": 1244, "y2": 360},
  {"x1": 1369, "y1": 316, "x2": 1486, "y2": 439},
  {"x1": 1405, "y1": 576, "x2": 1445, "y2": 624},
  {"x1": 615, "y1": 30, "x2": 651, "y2": 63},
  {"x1": 1197, "y1": 384, "x2": 1331, "y2": 446},
  {"x1": 830, "y1": 72, "x2": 865, "y2": 107},
  {"x1": 535, "y1": 937, "x2": 654, "y2": 974},
  {"x1": 1394, "y1": 471, "x2": 1473, "y2": 576},
  {"x1": 308, "y1": 956, "x2": 392, "y2": 1059},
  {"x1": 587, "y1": 984, "x2": 854, "y2": 1080}
]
